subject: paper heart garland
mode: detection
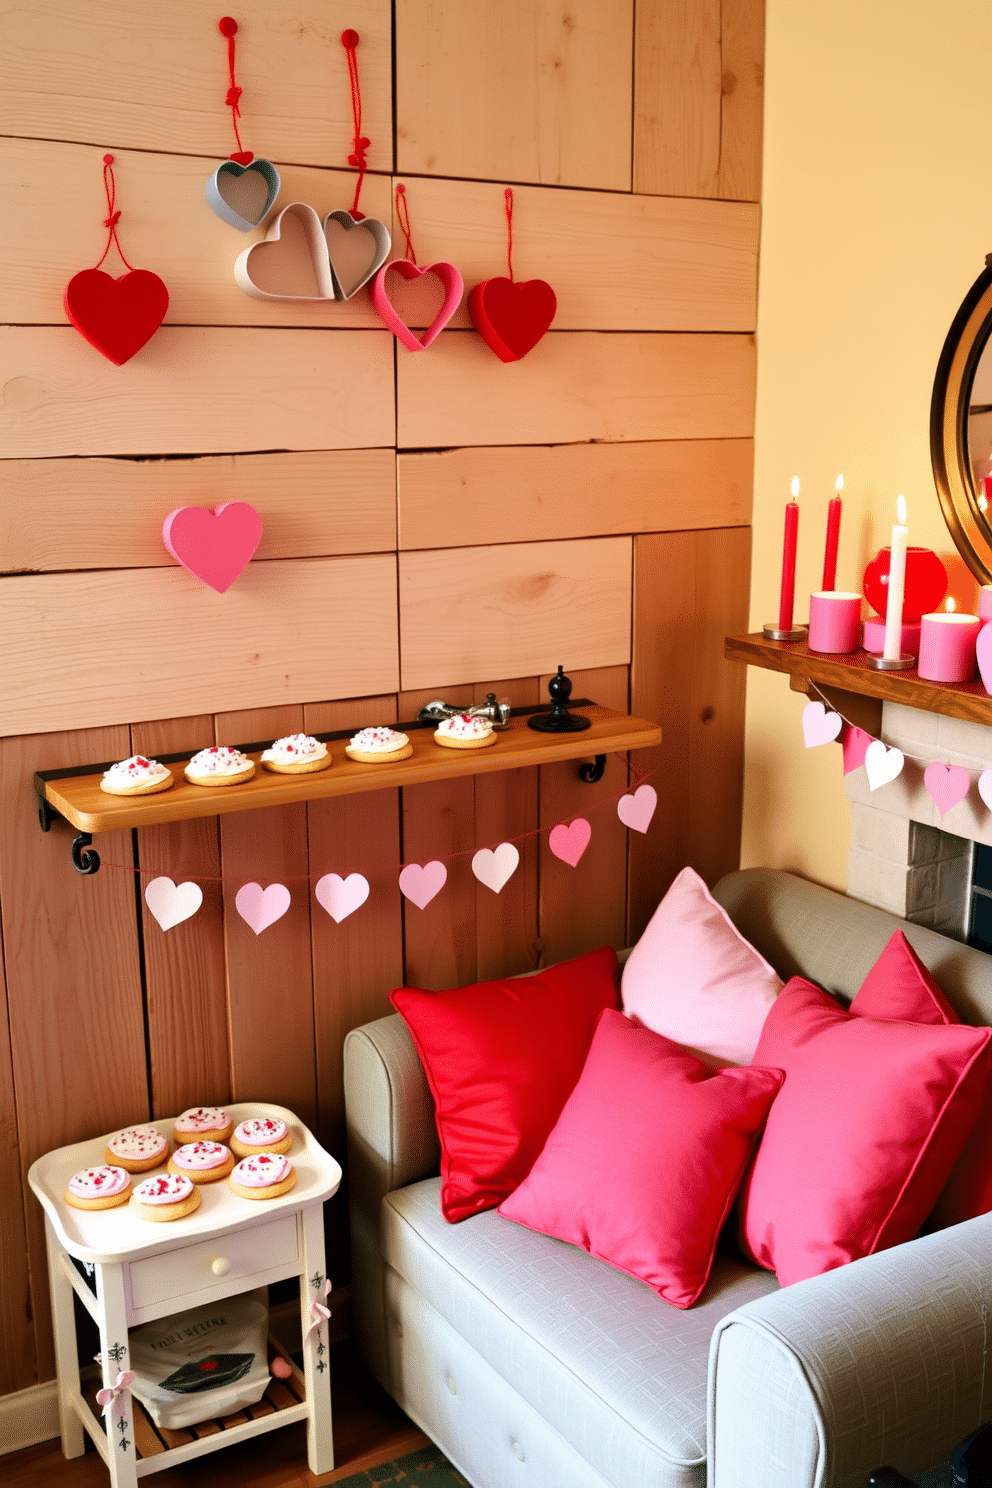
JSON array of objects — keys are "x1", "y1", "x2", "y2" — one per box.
[
  {"x1": 842, "y1": 725, "x2": 873, "y2": 775},
  {"x1": 398, "y1": 860, "x2": 448, "y2": 909},
  {"x1": 315, "y1": 872, "x2": 370, "y2": 923},
  {"x1": 471, "y1": 843, "x2": 520, "y2": 894},
  {"x1": 323, "y1": 210, "x2": 392, "y2": 299},
  {"x1": 206, "y1": 157, "x2": 282, "y2": 231},
  {"x1": 64, "y1": 268, "x2": 169, "y2": 365},
  {"x1": 617, "y1": 785, "x2": 657, "y2": 834},
  {"x1": 144, "y1": 876, "x2": 203, "y2": 931},
  {"x1": 864, "y1": 740, "x2": 905, "y2": 792},
  {"x1": 979, "y1": 769, "x2": 992, "y2": 812},
  {"x1": 162, "y1": 502, "x2": 263, "y2": 593},
  {"x1": 977, "y1": 622, "x2": 992, "y2": 695},
  {"x1": 370, "y1": 259, "x2": 464, "y2": 351},
  {"x1": 923, "y1": 762, "x2": 971, "y2": 817},
  {"x1": 801, "y1": 701, "x2": 843, "y2": 748},
  {"x1": 468, "y1": 277, "x2": 557, "y2": 362},
  {"x1": 548, "y1": 818, "x2": 592, "y2": 867},
  {"x1": 235, "y1": 882, "x2": 291, "y2": 934}
]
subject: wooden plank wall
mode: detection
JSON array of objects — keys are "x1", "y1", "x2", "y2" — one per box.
[{"x1": 0, "y1": 0, "x2": 762, "y2": 1397}]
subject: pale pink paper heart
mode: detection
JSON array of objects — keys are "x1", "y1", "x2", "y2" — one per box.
[
  {"x1": 979, "y1": 769, "x2": 992, "y2": 812},
  {"x1": 977, "y1": 622, "x2": 992, "y2": 694},
  {"x1": 398, "y1": 860, "x2": 447, "y2": 910},
  {"x1": 549, "y1": 818, "x2": 592, "y2": 867},
  {"x1": 315, "y1": 873, "x2": 370, "y2": 923},
  {"x1": 162, "y1": 502, "x2": 263, "y2": 594},
  {"x1": 235, "y1": 882, "x2": 291, "y2": 934},
  {"x1": 802, "y1": 701, "x2": 843, "y2": 748},
  {"x1": 923, "y1": 762, "x2": 971, "y2": 816},
  {"x1": 842, "y1": 725, "x2": 873, "y2": 775},
  {"x1": 617, "y1": 785, "x2": 657, "y2": 834},
  {"x1": 144, "y1": 876, "x2": 202, "y2": 931},
  {"x1": 864, "y1": 740, "x2": 905, "y2": 792},
  {"x1": 471, "y1": 843, "x2": 520, "y2": 894}
]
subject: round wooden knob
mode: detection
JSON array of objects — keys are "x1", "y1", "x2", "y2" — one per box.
[{"x1": 211, "y1": 1256, "x2": 231, "y2": 1276}]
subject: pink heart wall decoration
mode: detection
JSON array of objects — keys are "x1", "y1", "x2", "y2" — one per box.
[
  {"x1": 617, "y1": 785, "x2": 657, "y2": 834},
  {"x1": 144, "y1": 876, "x2": 203, "y2": 931},
  {"x1": 923, "y1": 762, "x2": 972, "y2": 817},
  {"x1": 315, "y1": 873, "x2": 370, "y2": 923},
  {"x1": 398, "y1": 861, "x2": 447, "y2": 909},
  {"x1": 235, "y1": 882, "x2": 291, "y2": 934},
  {"x1": 979, "y1": 769, "x2": 992, "y2": 813},
  {"x1": 977, "y1": 622, "x2": 992, "y2": 694},
  {"x1": 548, "y1": 818, "x2": 592, "y2": 867},
  {"x1": 471, "y1": 844, "x2": 520, "y2": 894},
  {"x1": 162, "y1": 502, "x2": 263, "y2": 594},
  {"x1": 841, "y1": 725, "x2": 873, "y2": 775},
  {"x1": 370, "y1": 259, "x2": 464, "y2": 351},
  {"x1": 802, "y1": 701, "x2": 843, "y2": 748},
  {"x1": 864, "y1": 741, "x2": 905, "y2": 792}
]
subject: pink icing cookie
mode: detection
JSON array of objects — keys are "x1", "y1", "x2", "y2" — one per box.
[
  {"x1": 233, "y1": 1118, "x2": 287, "y2": 1146},
  {"x1": 170, "y1": 1141, "x2": 230, "y2": 1171},
  {"x1": 229, "y1": 1153, "x2": 295, "y2": 1198},
  {"x1": 173, "y1": 1107, "x2": 233, "y2": 1142},
  {"x1": 134, "y1": 1172, "x2": 195, "y2": 1204},
  {"x1": 105, "y1": 1126, "x2": 168, "y2": 1172},
  {"x1": 67, "y1": 1166, "x2": 130, "y2": 1200}
]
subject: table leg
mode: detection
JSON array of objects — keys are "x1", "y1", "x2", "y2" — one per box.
[
  {"x1": 299, "y1": 1206, "x2": 335, "y2": 1474},
  {"x1": 44, "y1": 1220, "x2": 85, "y2": 1459},
  {"x1": 94, "y1": 1261, "x2": 139, "y2": 1488}
]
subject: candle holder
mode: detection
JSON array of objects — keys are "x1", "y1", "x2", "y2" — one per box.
[
  {"x1": 866, "y1": 651, "x2": 915, "y2": 671},
  {"x1": 528, "y1": 666, "x2": 591, "y2": 732},
  {"x1": 762, "y1": 622, "x2": 808, "y2": 641}
]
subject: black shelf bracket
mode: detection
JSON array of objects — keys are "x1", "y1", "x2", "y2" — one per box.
[
  {"x1": 578, "y1": 755, "x2": 607, "y2": 783},
  {"x1": 36, "y1": 780, "x2": 102, "y2": 874}
]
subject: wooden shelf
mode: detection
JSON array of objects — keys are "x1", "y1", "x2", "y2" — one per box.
[
  {"x1": 36, "y1": 704, "x2": 662, "y2": 836},
  {"x1": 725, "y1": 633, "x2": 992, "y2": 726}
]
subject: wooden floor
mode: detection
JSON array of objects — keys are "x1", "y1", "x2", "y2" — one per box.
[{"x1": 4, "y1": 1343, "x2": 429, "y2": 1488}]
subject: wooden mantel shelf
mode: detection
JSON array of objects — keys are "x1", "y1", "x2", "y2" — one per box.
[
  {"x1": 36, "y1": 704, "x2": 662, "y2": 838},
  {"x1": 725, "y1": 633, "x2": 992, "y2": 726}
]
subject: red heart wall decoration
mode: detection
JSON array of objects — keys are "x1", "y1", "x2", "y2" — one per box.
[
  {"x1": 162, "y1": 502, "x2": 264, "y2": 594},
  {"x1": 64, "y1": 268, "x2": 169, "y2": 366},
  {"x1": 468, "y1": 276, "x2": 557, "y2": 362}
]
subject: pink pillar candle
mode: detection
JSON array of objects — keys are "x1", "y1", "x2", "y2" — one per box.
[
  {"x1": 979, "y1": 585, "x2": 992, "y2": 622},
  {"x1": 808, "y1": 591, "x2": 862, "y2": 654},
  {"x1": 917, "y1": 612, "x2": 982, "y2": 682}
]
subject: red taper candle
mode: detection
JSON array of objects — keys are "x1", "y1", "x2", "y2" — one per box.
[
  {"x1": 822, "y1": 474, "x2": 843, "y2": 590},
  {"x1": 778, "y1": 478, "x2": 800, "y2": 631}
]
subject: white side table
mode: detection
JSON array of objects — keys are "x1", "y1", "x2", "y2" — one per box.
[{"x1": 28, "y1": 1103, "x2": 342, "y2": 1487}]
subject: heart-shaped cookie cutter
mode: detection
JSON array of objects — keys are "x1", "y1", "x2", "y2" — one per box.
[
  {"x1": 206, "y1": 157, "x2": 282, "y2": 232},
  {"x1": 234, "y1": 202, "x2": 336, "y2": 301},
  {"x1": 370, "y1": 258, "x2": 464, "y2": 351},
  {"x1": 322, "y1": 210, "x2": 391, "y2": 299}
]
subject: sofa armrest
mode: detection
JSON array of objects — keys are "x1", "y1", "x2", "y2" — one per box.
[{"x1": 708, "y1": 1214, "x2": 992, "y2": 1488}]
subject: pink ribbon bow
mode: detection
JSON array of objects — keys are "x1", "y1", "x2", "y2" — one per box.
[
  {"x1": 304, "y1": 1279, "x2": 332, "y2": 1345},
  {"x1": 96, "y1": 1370, "x2": 135, "y2": 1418}
]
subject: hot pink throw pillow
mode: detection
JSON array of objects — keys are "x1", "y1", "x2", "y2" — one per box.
[
  {"x1": 498, "y1": 1009, "x2": 784, "y2": 1309},
  {"x1": 740, "y1": 975, "x2": 992, "y2": 1285},
  {"x1": 391, "y1": 947, "x2": 620, "y2": 1224},
  {"x1": 621, "y1": 866, "x2": 782, "y2": 1066},
  {"x1": 851, "y1": 931, "x2": 992, "y2": 1229}
]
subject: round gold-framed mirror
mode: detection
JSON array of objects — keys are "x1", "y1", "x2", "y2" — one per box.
[{"x1": 930, "y1": 255, "x2": 992, "y2": 585}]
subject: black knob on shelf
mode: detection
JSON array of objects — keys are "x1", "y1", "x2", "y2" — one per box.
[{"x1": 528, "y1": 666, "x2": 592, "y2": 733}]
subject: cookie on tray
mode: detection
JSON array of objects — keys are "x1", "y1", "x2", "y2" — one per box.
[
  {"x1": 65, "y1": 1165, "x2": 132, "y2": 1211},
  {"x1": 173, "y1": 1106, "x2": 234, "y2": 1146},
  {"x1": 168, "y1": 1141, "x2": 235, "y2": 1185},
  {"x1": 131, "y1": 1172, "x2": 201, "y2": 1222},
  {"x1": 229, "y1": 1152, "x2": 296, "y2": 1201},
  {"x1": 230, "y1": 1116, "x2": 293, "y2": 1158},
  {"x1": 104, "y1": 1125, "x2": 170, "y2": 1173}
]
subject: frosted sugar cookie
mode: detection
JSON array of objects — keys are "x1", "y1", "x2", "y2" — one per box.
[
  {"x1": 230, "y1": 1116, "x2": 292, "y2": 1158},
  {"x1": 104, "y1": 1125, "x2": 169, "y2": 1173},
  {"x1": 345, "y1": 727, "x2": 413, "y2": 764},
  {"x1": 168, "y1": 1140, "x2": 235, "y2": 1184},
  {"x1": 260, "y1": 734, "x2": 331, "y2": 775},
  {"x1": 100, "y1": 756, "x2": 175, "y2": 796},
  {"x1": 229, "y1": 1152, "x2": 296, "y2": 1200},
  {"x1": 184, "y1": 746, "x2": 254, "y2": 787},
  {"x1": 173, "y1": 1106, "x2": 234, "y2": 1145},
  {"x1": 132, "y1": 1171, "x2": 201, "y2": 1222},
  {"x1": 65, "y1": 1165, "x2": 132, "y2": 1211},
  {"x1": 433, "y1": 714, "x2": 498, "y2": 750}
]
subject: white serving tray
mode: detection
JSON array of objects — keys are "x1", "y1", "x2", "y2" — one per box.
[{"x1": 27, "y1": 1103, "x2": 341, "y2": 1264}]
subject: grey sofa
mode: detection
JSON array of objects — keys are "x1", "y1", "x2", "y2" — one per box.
[{"x1": 343, "y1": 868, "x2": 992, "y2": 1488}]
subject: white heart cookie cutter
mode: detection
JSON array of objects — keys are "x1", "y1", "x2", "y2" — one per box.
[
  {"x1": 234, "y1": 202, "x2": 336, "y2": 301},
  {"x1": 323, "y1": 211, "x2": 391, "y2": 300}
]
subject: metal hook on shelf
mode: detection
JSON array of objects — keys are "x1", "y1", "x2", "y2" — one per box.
[{"x1": 71, "y1": 833, "x2": 101, "y2": 875}]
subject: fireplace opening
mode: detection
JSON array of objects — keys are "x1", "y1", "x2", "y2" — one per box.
[{"x1": 969, "y1": 842, "x2": 992, "y2": 953}]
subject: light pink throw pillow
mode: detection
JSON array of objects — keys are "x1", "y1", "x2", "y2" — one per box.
[{"x1": 621, "y1": 867, "x2": 782, "y2": 1066}]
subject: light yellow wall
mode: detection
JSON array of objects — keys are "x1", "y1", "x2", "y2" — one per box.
[{"x1": 743, "y1": 0, "x2": 992, "y2": 888}]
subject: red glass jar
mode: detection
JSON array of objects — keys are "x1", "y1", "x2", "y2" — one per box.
[{"x1": 862, "y1": 546, "x2": 948, "y2": 622}]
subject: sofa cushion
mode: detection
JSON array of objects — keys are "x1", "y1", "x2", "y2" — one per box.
[
  {"x1": 390, "y1": 946, "x2": 619, "y2": 1223},
  {"x1": 621, "y1": 866, "x2": 782, "y2": 1067},
  {"x1": 740, "y1": 975, "x2": 992, "y2": 1285},
  {"x1": 499, "y1": 1008, "x2": 783, "y2": 1307},
  {"x1": 382, "y1": 1176, "x2": 779, "y2": 1488}
]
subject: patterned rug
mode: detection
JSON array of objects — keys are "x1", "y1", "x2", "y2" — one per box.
[{"x1": 335, "y1": 1444, "x2": 469, "y2": 1487}]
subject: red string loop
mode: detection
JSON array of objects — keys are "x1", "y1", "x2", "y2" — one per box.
[
  {"x1": 218, "y1": 15, "x2": 247, "y2": 158},
  {"x1": 395, "y1": 183, "x2": 416, "y2": 264},
  {"x1": 341, "y1": 29, "x2": 368, "y2": 217},
  {"x1": 505, "y1": 187, "x2": 514, "y2": 282},
  {"x1": 93, "y1": 155, "x2": 134, "y2": 273}
]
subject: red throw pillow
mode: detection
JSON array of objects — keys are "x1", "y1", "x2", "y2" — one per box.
[
  {"x1": 498, "y1": 1009, "x2": 784, "y2": 1308},
  {"x1": 852, "y1": 930, "x2": 992, "y2": 1229},
  {"x1": 740, "y1": 974, "x2": 992, "y2": 1285},
  {"x1": 391, "y1": 947, "x2": 620, "y2": 1223}
]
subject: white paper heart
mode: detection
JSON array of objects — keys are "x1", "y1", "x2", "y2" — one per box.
[
  {"x1": 235, "y1": 881, "x2": 292, "y2": 934},
  {"x1": 144, "y1": 876, "x2": 203, "y2": 931},
  {"x1": 323, "y1": 210, "x2": 391, "y2": 299},
  {"x1": 802, "y1": 701, "x2": 843, "y2": 748},
  {"x1": 471, "y1": 843, "x2": 520, "y2": 894},
  {"x1": 617, "y1": 785, "x2": 657, "y2": 834},
  {"x1": 314, "y1": 872, "x2": 370, "y2": 923},
  {"x1": 234, "y1": 202, "x2": 336, "y2": 301},
  {"x1": 864, "y1": 740, "x2": 905, "y2": 792},
  {"x1": 398, "y1": 860, "x2": 447, "y2": 910},
  {"x1": 978, "y1": 769, "x2": 992, "y2": 813}
]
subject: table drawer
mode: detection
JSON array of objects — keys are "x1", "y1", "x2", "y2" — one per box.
[{"x1": 128, "y1": 1214, "x2": 299, "y2": 1310}]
